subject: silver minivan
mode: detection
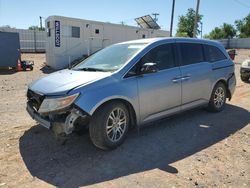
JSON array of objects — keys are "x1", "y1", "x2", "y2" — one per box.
[{"x1": 27, "y1": 38, "x2": 236, "y2": 150}]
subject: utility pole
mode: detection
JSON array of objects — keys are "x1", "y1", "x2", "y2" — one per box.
[
  {"x1": 170, "y1": 0, "x2": 175, "y2": 37},
  {"x1": 152, "y1": 13, "x2": 160, "y2": 22},
  {"x1": 193, "y1": 0, "x2": 200, "y2": 38},
  {"x1": 39, "y1": 16, "x2": 42, "y2": 30},
  {"x1": 200, "y1": 21, "x2": 203, "y2": 38}
]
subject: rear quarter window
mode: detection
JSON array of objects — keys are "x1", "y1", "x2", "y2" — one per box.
[{"x1": 204, "y1": 44, "x2": 227, "y2": 62}]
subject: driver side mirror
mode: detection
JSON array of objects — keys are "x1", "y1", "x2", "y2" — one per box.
[{"x1": 140, "y1": 62, "x2": 158, "y2": 74}]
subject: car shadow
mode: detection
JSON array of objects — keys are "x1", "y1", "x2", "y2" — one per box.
[
  {"x1": 0, "y1": 69, "x2": 17, "y2": 75},
  {"x1": 19, "y1": 104, "x2": 250, "y2": 187}
]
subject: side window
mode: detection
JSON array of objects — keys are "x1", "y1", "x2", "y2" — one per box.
[
  {"x1": 140, "y1": 44, "x2": 175, "y2": 71},
  {"x1": 46, "y1": 22, "x2": 51, "y2": 37},
  {"x1": 72, "y1": 26, "x2": 80, "y2": 38},
  {"x1": 204, "y1": 44, "x2": 227, "y2": 62},
  {"x1": 179, "y1": 43, "x2": 204, "y2": 66}
]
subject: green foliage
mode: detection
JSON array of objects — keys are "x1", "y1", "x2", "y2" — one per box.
[
  {"x1": 28, "y1": 26, "x2": 45, "y2": 31},
  {"x1": 204, "y1": 23, "x2": 236, "y2": 39},
  {"x1": 176, "y1": 8, "x2": 203, "y2": 38},
  {"x1": 175, "y1": 32, "x2": 189, "y2": 37},
  {"x1": 235, "y1": 13, "x2": 250, "y2": 38}
]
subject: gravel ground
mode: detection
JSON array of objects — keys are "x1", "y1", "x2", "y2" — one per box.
[{"x1": 0, "y1": 50, "x2": 249, "y2": 188}]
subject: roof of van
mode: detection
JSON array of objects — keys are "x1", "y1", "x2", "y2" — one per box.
[{"x1": 120, "y1": 37, "x2": 222, "y2": 46}]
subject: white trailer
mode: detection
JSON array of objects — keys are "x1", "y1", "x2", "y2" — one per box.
[{"x1": 45, "y1": 15, "x2": 170, "y2": 69}]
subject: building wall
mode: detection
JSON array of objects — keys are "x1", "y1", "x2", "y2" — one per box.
[
  {"x1": 45, "y1": 16, "x2": 170, "y2": 69},
  {"x1": 219, "y1": 38, "x2": 250, "y2": 49},
  {"x1": 0, "y1": 27, "x2": 46, "y2": 52}
]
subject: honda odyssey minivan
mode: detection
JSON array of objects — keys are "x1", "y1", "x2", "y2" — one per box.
[{"x1": 27, "y1": 38, "x2": 236, "y2": 150}]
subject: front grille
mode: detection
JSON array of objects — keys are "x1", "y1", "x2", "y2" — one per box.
[{"x1": 27, "y1": 89, "x2": 45, "y2": 111}]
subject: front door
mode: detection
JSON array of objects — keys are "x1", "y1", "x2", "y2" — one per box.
[{"x1": 137, "y1": 43, "x2": 182, "y2": 123}]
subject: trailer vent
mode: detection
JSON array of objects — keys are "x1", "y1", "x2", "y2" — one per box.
[{"x1": 95, "y1": 29, "x2": 100, "y2": 34}]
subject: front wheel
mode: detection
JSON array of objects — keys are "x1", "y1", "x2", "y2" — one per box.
[
  {"x1": 89, "y1": 102, "x2": 129, "y2": 150},
  {"x1": 207, "y1": 82, "x2": 227, "y2": 112}
]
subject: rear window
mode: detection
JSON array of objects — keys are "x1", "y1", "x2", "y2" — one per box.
[
  {"x1": 204, "y1": 44, "x2": 227, "y2": 62},
  {"x1": 179, "y1": 43, "x2": 204, "y2": 66}
]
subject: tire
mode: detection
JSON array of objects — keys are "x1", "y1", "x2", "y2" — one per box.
[
  {"x1": 241, "y1": 76, "x2": 249, "y2": 82},
  {"x1": 89, "y1": 102, "x2": 130, "y2": 150},
  {"x1": 30, "y1": 67, "x2": 34, "y2": 71},
  {"x1": 207, "y1": 82, "x2": 227, "y2": 112}
]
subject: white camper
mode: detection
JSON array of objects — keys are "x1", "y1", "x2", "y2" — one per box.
[{"x1": 45, "y1": 15, "x2": 170, "y2": 69}]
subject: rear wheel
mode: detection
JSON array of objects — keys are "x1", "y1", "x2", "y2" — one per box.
[
  {"x1": 89, "y1": 102, "x2": 129, "y2": 150},
  {"x1": 207, "y1": 82, "x2": 227, "y2": 112}
]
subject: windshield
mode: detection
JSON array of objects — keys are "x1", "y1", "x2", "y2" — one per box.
[{"x1": 72, "y1": 43, "x2": 147, "y2": 72}]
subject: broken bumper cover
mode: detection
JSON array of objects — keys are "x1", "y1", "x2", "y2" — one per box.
[
  {"x1": 26, "y1": 102, "x2": 52, "y2": 129},
  {"x1": 26, "y1": 101, "x2": 89, "y2": 136}
]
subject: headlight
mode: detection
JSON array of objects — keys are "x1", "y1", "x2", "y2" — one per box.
[{"x1": 38, "y1": 93, "x2": 79, "y2": 114}]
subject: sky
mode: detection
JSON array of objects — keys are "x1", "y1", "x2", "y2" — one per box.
[{"x1": 0, "y1": 0, "x2": 249, "y2": 36}]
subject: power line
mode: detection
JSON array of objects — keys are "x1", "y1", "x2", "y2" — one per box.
[{"x1": 233, "y1": 0, "x2": 250, "y2": 9}]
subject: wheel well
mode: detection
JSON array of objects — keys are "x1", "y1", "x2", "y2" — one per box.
[
  {"x1": 94, "y1": 99, "x2": 137, "y2": 127},
  {"x1": 216, "y1": 80, "x2": 231, "y2": 100}
]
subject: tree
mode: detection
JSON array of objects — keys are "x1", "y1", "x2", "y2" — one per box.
[
  {"x1": 175, "y1": 8, "x2": 203, "y2": 37},
  {"x1": 28, "y1": 26, "x2": 45, "y2": 31},
  {"x1": 204, "y1": 23, "x2": 236, "y2": 39},
  {"x1": 235, "y1": 13, "x2": 250, "y2": 38}
]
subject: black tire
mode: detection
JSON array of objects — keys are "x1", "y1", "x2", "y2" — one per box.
[
  {"x1": 89, "y1": 102, "x2": 130, "y2": 150},
  {"x1": 207, "y1": 82, "x2": 227, "y2": 112},
  {"x1": 30, "y1": 67, "x2": 34, "y2": 71},
  {"x1": 241, "y1": 76, "x2": 249, "y2": 82}
]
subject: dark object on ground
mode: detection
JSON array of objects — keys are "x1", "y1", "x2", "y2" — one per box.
[
  {"x1": 0, "y1": 32, "x2": 21, "y2": 69},
  {"x1": 21, "y1": 61, "x2": 34, "y2": 71}
]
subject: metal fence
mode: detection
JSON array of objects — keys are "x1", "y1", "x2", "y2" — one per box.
[
  {"x1": 219, "y1": 38, "x2": 250, "y2": 49},
  {"x1": 0, "y1": 27, "x2": 46, "y2": 52}
]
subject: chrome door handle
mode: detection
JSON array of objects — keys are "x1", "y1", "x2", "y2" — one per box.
[
  {"x1": 182, "y1": 77, "x2": 190, "y2": 81},
  {"x1": 182, "y1": 75, "x2": 191, "y2": 81},
  {"x1": 172, "y1": 78, "x2": 182, "y2": 83}
]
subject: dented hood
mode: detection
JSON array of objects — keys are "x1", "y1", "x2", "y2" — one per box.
[{"x1": 29, "y1": 69, "x2": 111, "y2": 95}]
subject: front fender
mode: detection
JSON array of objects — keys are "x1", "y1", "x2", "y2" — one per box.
[{"x1": 73, "y1": 77, "x2": 140, "y2": 124}]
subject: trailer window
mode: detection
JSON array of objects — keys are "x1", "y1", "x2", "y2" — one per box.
[
  {"x1": 47, "y1": 22, "x2": 51, "y2": 37},
  {"x1": 72, "y1": 26, "x2": 80, "y2": 38},
  {"x1": 47, "y1": 29, "x2": 51, "y2": 37}
]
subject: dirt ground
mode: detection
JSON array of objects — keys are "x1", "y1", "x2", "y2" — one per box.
[{"x1": 0, "y1": 50, "x2": 249, "y2": 188}]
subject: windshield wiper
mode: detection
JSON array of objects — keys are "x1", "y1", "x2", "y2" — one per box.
[{"x1": 75, "y1": 67, "x2": 109, "y2": 72}]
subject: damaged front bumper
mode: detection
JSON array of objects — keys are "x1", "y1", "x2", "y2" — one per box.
[
  {"x1": 27, "y1": 102, "x2": 52, "y2": 129},
  {"x1": 26, "y1": 101, "x2": 89, "y2": 136}
]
